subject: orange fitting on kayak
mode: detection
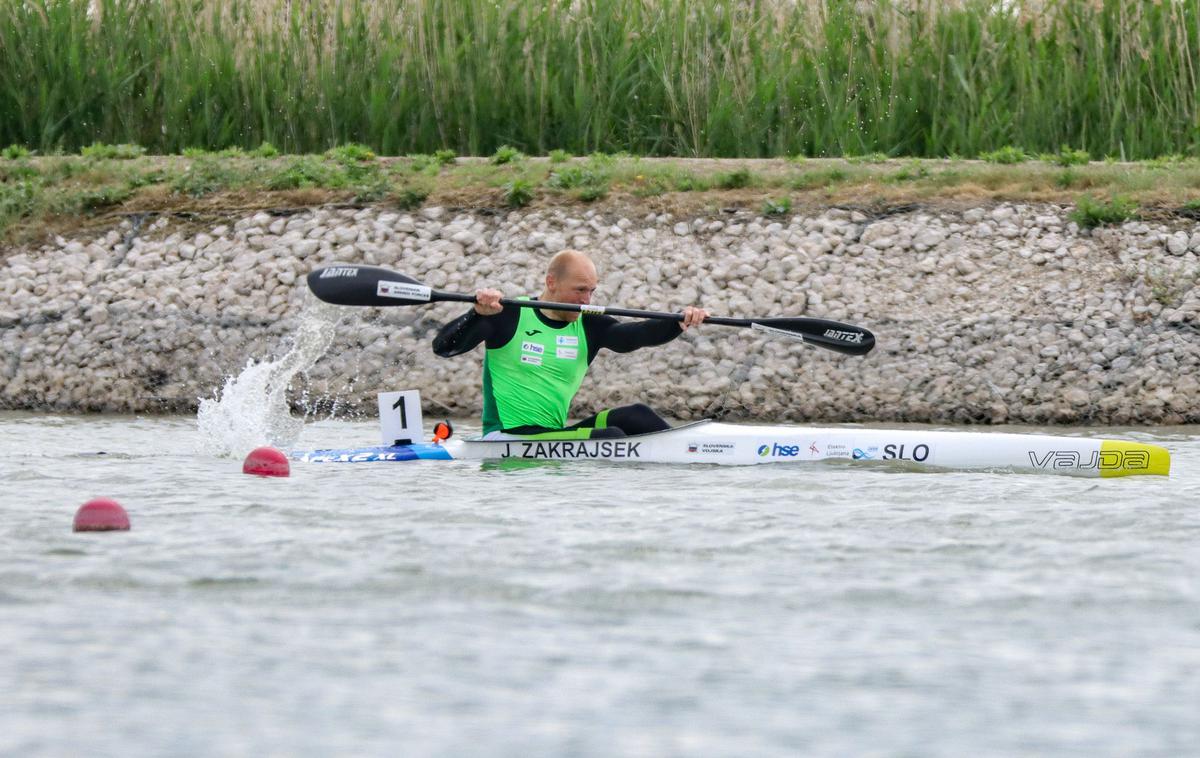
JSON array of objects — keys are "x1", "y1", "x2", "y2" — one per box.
[{"x1": 431, "y1": 421, "x2": 453, "y2": 444}]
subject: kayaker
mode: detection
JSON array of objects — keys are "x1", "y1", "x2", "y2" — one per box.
[{"x1": 432, "y1": 249, "x2": 707, "y2": 439}]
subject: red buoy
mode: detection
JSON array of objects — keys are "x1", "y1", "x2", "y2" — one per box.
[
  {"x1": 243, "y1": 446, "x2": 290, "y2": 477},
  {"x1": 73, "y1": 498, "x2": 131, "y2": 532}
]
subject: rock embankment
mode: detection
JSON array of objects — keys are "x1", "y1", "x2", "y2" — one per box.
[{"x1": 2, "y1": 203, "x2": 1198, "y2": 424}]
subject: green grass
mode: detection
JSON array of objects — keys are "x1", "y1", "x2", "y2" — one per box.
[
  {"x1": 980, "y1": 146, "x2": 1029, "y2": 165},
  {"x1": 5, "y1": 151, "x2": 1200, "y2": 242},
  {"x1": 3, "y1": 0, "x2": 1200, "y2": 160},
  {"x1": 492, "y1": 145, "x2": 524, "y2": 165},
  {"x1": 1042, "y1": 146, "x2": 1091, "y2": 167},
  {"x1": 762, "y1": 196, "x2": 792, "y2": 216},
  {"x1": 1070, "y1": 195, "x2": 1139, "y2": 228},
  {"x1": 81, "y1": 143, "x2": 146, "y2": 160},
  {"x1": 504, "y1": 178, "x2": 534, "y2": 207}
]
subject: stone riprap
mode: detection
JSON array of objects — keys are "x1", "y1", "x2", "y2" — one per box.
[{"x1": 1, "y1": 204, "x2": 1198, "y2": 424}]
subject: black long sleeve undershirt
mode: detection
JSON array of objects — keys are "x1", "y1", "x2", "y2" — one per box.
[{"x1": 432, "y1": 304, "x2": 683, "y2": 362}]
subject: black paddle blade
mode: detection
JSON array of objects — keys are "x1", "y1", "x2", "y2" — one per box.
[
  {"x1": 750, "y1": 318, "x2": 875, "y2": 356},
  {"x1": 307, "y1": 265, "x2": 433, "y2": 306}
]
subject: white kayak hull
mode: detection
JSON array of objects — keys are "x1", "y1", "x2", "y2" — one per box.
[{"x1": 294, "y1": 420, "x2": 1170, "y2": 478}]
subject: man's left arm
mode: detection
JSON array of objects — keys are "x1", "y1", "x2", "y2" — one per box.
[{"x1": 586, "y1": 307, "x2": 707, "y2": 357}]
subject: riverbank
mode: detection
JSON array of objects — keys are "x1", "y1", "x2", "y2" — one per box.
[{"x1": 2, "y1": 182, "x2": 1197, "y2": 423}]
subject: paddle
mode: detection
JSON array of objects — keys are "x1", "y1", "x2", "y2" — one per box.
[{"x1": 307, "y1": 264, "x2": 875, "y2": 356}]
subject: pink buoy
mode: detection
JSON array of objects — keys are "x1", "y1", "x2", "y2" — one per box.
[
  {"x1": 243, "y1": 446, "x2": 290, "y2": 477},
  {"x1": 73, "y1": 498, "x2": 131, "y2": 532}
]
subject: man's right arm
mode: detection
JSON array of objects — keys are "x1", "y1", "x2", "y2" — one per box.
[{"x1": 432, "y1": 305, "x2": 518, "y2": 357}]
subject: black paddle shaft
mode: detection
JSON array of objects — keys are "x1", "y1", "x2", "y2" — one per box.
[{"x1": 307, "y1": 264, "x2": 874, "y2": 356}]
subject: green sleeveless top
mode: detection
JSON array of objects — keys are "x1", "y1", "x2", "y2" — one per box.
[{"x1": 482, "y1": 303, "x2": 589, "y2": 433}]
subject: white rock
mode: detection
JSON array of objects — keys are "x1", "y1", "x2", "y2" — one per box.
[{"x1": 1166, "y1": 231, "x2": 1189, "y2": 256}]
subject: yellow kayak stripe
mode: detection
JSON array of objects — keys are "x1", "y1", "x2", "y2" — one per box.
[{"x1": 1098, "y1": 440, "x2": 1171, "y2": 477}]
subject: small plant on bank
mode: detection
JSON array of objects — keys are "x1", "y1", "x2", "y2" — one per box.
[
  {"x1": 251, "y1": 142, "x2": 280, "y2": 158},
  {"x1": 1143, "y1": 267, "x2": 1197, "y2": 307},
  {"x1": 181, "y1": 147, "x2": 209, "y2": 158},
  {"x1": 171, "y1": 157, "x2": 236, "y2": 197},
  {"x1": 504, "y1": 178, "x2": 534, "y2": 206},
  {"x1": 326, "y1": 143, "x2": 376, "y2": 163},
  {"x1": 0, "y1": 178, "x2": 40, "y2": 232},
  {"x1": 979, "y1": 146, "x2": 1028, "y2": 164},
  {"x1": 548, "y1": 164, "x2": 609, "y2": 190},
  {"x1": 1070, "y1": 195, "x2": 1137, "y2": 228},
  {"x1": 73, "y1": 184, "x2": 134, "y2": 211},
  {"x1": 81, "y1": 142, "x2": 146, "y2": 160},
  {"x1": 576, "y1": 184, "x2": 607, "y2": 202},
  {"x1": 716, "y1": 167, "x2": 753, "y2": 189},
  {"x1": 392, "y1": 186, "x2": 429, "y2": 210},
  {"x1": 2, "y1": 144, "x2": 30, "y2": 159},
  {"x1": 1042, "y1": 145, "x2": 1090, "y2": 166},
  {"x1": 434, "y1": 149, "x2": 457, "y2": 165},
  {"x1": 762, "y1": 196, "x2": 791, "y2": 216},
  {"x1": 1144, "y1": 154, "x2": 1191, "y2": 169},
  {"x1": 888, "y1": 161, "x2": 930, "y2": 182},
  {"x1": 548, "y1": 149, "x2": 571, "y2": 163},
  {"x1": 846, "y1": 152, "x2": 889, "y2": 164},
  {"x1": 405, "y1": 153, "x2": 439, "y2": 173},
  {"x1": 1056, "y1": 168, "x2": 1082, "y2": 189},
  {"x1": 790, "y1": 168, "x2": 847, "y2": 190},
  {"x1": 631, "y1": 176, "x2": 669, "y2": 197},
  {"x1": 352, "y1": 175, "x2": 391, "y2": 202},
  {"x1": 127, "y1": 168, "x2": 165, "y2": 188},
  {"x1": 587, "y1": 151, "x2": 618, "y2": 168},
  {"x1": 266, "y1": 156, "x2": 343, "y2": 190},
  {"x1": 492, "y1": 145, "x2": 524, "y2": 165},
  {"x1": 671, "y1": 171, "x2": 710, "y2": 192}
]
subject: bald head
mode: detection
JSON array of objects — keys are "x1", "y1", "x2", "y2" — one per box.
[
  {"x1": 547, "y1": 249, "x2": 596, "y2": 281},
  {"x1": 541, "y1": 249, "x2": 599, "y2": 321}
]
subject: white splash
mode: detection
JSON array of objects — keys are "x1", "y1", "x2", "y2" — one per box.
[{"x1": 197, "y1": 302, "x2": 343, "y2": 457}]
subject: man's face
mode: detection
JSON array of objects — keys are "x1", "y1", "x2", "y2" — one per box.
[{"x1": 545, "y1": 261, "x2": 599, "y2": 311}]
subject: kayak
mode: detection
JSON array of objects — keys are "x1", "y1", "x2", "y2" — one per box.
[{"x1": 292, "y1": 418, "x2": 1171, "y2": 478}]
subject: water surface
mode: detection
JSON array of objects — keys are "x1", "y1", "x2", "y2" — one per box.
[{"x1": 2, "y1": 413, "x2": 1197, "y2": 757}]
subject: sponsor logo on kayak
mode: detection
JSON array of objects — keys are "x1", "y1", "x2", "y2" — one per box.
[
  {"x1": 824, "y1": 329, "x2": 864, "y2": 344},
  {"x1": 852, "y1": 446, "x2": 880, "y2": 460},
  {"x1": 759, "y1": 442, "x2": 801, "y2": 457},
  {"x1": 501, "y1": 440, "x2": 642, "y2": 459},
  {"x1": 303, "y1": 451, "x2": 415, "y2": 462},
  {"x1": 1028, "y1": 449, "x2": 1150, "y2": 471},
  {"x1": 690, "y1": 442, "x2": 734, "y2": 455},
  {"x1": 825, "y1": 443, "x2": 852, "y2": 459},
  {"x1": 882, "y1": 443, "x2": 931, "y2": 462},
  {"x1": 319, "y1": 266, "x2": 359, "y2": 278}
]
